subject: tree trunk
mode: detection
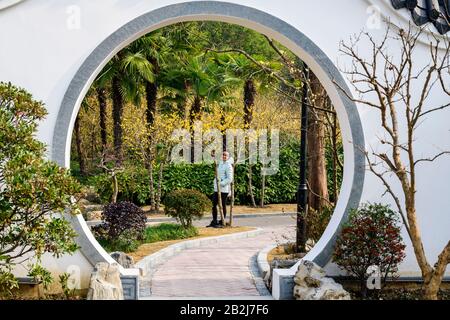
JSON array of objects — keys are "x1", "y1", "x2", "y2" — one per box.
[
  {"x1": 244, "y1": 79, "x2": 256, "y2": 207},
  {"x1": 145, "y1": 79, "x2": 158, "y2": 212},
  {"x1": 423, "y1": 241, "x2": 450, "y2": 300},
  {"x1": 145, "y1": 81, "x2": 158, "y2": 129},
  {"x1": 74, "y1": 116, "x2": 87, "y2": 176},
  {"x1": 221, "y1": 112, "x2": 227, "y2": 152},
  {"x1": 190, "y1": 96, "x2": 202, "y2": 163},
  {"x1": 307, "y1": 72, "x2": 329, "y2": 212},
  {"x1": 156, "y1": 161, "x2": 164, "y2": 212},
  {"x1": 229, "y1": 164, "x2": 235, "y2": 227},
  {"x1": 215, "y1": 160, "x2": 225, "y2": 224},
  {"x1": 248, "y1": 165, "x2": 257, "y2": 207},
  {"x1": 244, "y1": 79, "x2": 255, "y2": 126},
  {"x1": 111, "y1": 173, "x2": 118, "y2": 204},
  {"x1": 96, "y1": 87, "x2": 108, "y2": 153},
  {"x1": 147, "y1": 158, "x2": 156, "y2": 212},
  {"x1": 260, "y1": 169, "x2": 266, "y2": 208},
  {"x1": 331, "y1": 113, "x2": 338, "y2": 203},
  {"x1": 406, "y1": 203, "x2": 450, "y2": 300},
  {"x1": 111, "y1": 76, "x2": 124, "y2": 165}
]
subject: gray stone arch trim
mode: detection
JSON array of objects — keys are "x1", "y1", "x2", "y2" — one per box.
[{"x1": 52, "y1": 1, "x2": 365, "y2": 273}]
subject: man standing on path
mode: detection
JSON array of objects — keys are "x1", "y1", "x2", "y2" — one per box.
[{"x1": 208, "y1": 151, "x2": 233, "y2": 228}]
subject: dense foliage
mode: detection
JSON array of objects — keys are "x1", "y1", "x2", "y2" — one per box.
[
  {"x1": 0, "y1": 82, "x2": 81, "y2": 296},
  {"x1": 332, "y1": 203, "x2": 406, "y2": 297},
  {"x1": 163, "y1": 189, "x2": 211, "y2": 228}
]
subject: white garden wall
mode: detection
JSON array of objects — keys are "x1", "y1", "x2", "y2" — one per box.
[{"x1": 0, "y1": 0, "x2": 448, "y2": 298}]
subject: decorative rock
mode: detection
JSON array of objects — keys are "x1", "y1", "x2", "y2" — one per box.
[
  {"x1": 111, "y1": 252, "x2": 135, "y2": 268},
  {"x1": 293, "y1": 260, "x2": 351, "y2": 300},
  {"x1": 86, "y1": 263, "x2": 124, "y2": 300},
  {"x1": 86, "y1": 210, "x2": 103, "y2": 221},
  {"x1": 265, "y1": 259, "x2": 298, "y2": 292}
]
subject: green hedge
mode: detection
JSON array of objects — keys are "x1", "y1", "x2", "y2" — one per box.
[{"x1": 82, "y1": 140, "x2": 342, "y2": 206}]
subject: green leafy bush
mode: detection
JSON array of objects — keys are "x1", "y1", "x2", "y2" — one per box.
[
  {"x1": 163, "y1": 189, "x2": 211, "y2": 228},
  {"x1": 59, "y1": 272, "x2": 76, "y2": 300},
  {"x1": 332, "y1": 203, "x2": 406, "y2": 297},
  {"x1": 87, "y1": 165, "x2": 151, "y2": 205},
  {"x1": 0, "y1": 82, "x2": 81, "y2": 296}
]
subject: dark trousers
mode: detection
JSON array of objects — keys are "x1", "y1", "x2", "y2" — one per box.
[{"x1": 212, "y1": 192, "x2": 228, "y2": 222}]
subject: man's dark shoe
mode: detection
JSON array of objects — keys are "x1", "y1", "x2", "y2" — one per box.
[
  {"x1": 207, "y1": 220, "x2": 218, "y2": 228},
  {"x1": 214, "y1": 220, "x2": 226, "y2": 228},
  {"x1": 213, "y1": 223, "x2": 223, "y2": 228}
]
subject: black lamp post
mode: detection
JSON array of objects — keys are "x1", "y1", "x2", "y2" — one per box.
[{"x1": 297, "y1": 66, "x2": 309, "y2": 253}]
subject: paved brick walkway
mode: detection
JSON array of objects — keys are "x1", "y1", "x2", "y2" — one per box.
[{"x1": 148, "y1": 225, "x2": 294, "y2": 298}]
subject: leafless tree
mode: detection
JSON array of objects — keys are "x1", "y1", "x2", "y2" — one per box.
[
  {"x1": 336, "y1": 22, "x2": 450, "y2": 300},
  {"x1": 98, "y1": 152, "x2": 124, "y2": 204}
]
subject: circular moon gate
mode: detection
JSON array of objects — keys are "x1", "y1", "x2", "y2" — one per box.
[{"x1": 51, "y1": 1, "x2": 365, "y2": 294}]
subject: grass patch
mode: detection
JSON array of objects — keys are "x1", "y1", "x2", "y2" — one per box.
[
  {"x1": 144, "y1": 223, "x2": 199, "y2": 243},
  {"x1": 97, "y1": 237, "x2": 140, "y2": 253},
  {"x1": 97, "y1": 223, "x2": 199, "y2": 253}
]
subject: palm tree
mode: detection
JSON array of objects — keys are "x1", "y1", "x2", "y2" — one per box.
[
  {"x1": 95, "y1": 45, "x2": 154, "y2": 165},
  {"x1": 214, "y1": 53, "x2": 279, "y2": 207}
]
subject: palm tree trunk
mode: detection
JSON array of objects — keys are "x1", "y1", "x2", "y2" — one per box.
[
  {"x1": 145, "y1": 81, "x2": 157, "y2": 129},
  {"x1": 74, "y1": 116, "x2": 87, "y2": 176},
  {"x1": 96, "y1": 87, "x2": 108, "y2": 153},
  {"x1": 145, "y1": 80, "x2": 158, "y2": 211},
  {"x1": 244, "y1": 79, "x2": 255, "y2": 125},
  {"x1": 221, "y1": 112, "x2": 227, "y2": 151},
  {"x1": 111, "y1": 76, "x2": 124, "y2": 165},
  {"x1": 244, "y1": 79, "x2": 256, "y2": 207},
  {"x1": 190, "y1": 96, "x2": 202, "y2": 163}
]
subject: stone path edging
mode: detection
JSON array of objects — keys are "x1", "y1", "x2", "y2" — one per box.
[
  {"x1": 249, "y1": 254, "x2": 273, "y2": 297},
  {"x1": 136, "y1": 228, "x2": 265, "y2": 279},
  {"x1": 257, "y1": 244, "x2": 277, "y2": 280}
]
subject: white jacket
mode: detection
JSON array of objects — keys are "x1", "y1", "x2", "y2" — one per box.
[{"x1": 213, "y1": 158, "x2": 234, "y2": 194}]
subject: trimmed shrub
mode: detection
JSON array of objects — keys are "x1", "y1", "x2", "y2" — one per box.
[
  {"x1": 92, "y1": 201, "x2": 147, "y2": 241},
  {"x1": 332, "y1": 203, "x2": 406, "y2": 297},
  {"x1": 163, "y1": 189, "x2": 211, "y2": 228}
]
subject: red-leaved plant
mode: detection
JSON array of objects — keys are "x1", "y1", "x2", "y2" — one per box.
[{"x1": 333, "y1": 203, "x2": 406, "y2": 298}]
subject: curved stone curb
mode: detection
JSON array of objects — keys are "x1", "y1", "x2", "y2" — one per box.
[
  {"x1": 249, "y1": 254, "x2": 272, "y2": 297},
  {"x1": 257, "y1": 244, "x2": 278, "y2": 280},
  {"x1": 136, "y1": 228, "x2": 264, "y2": 279}
]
